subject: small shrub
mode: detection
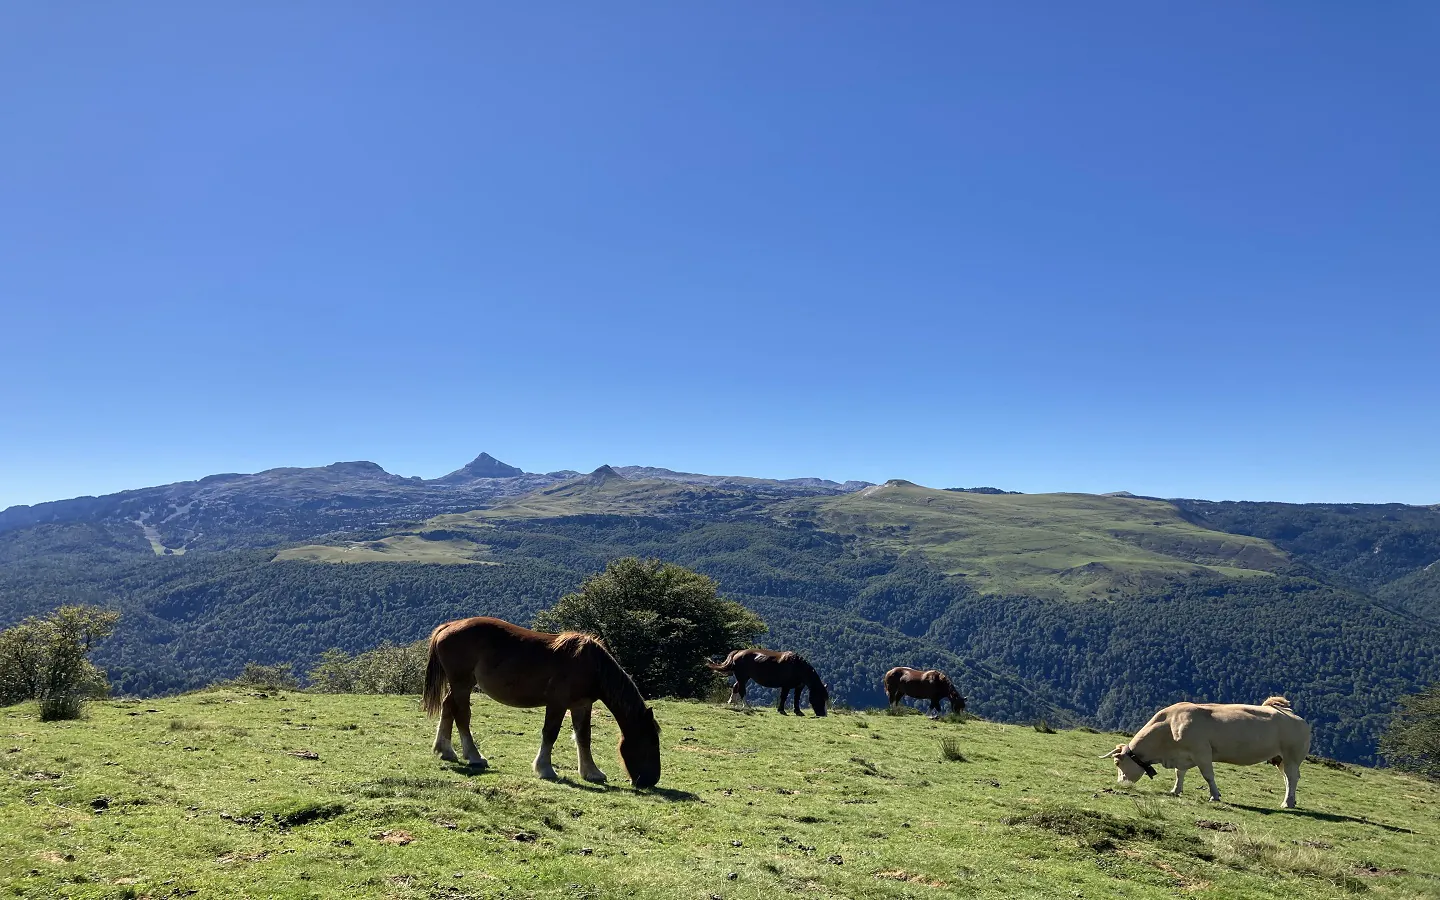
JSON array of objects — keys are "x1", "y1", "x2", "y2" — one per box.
[
  {"x1": 308, "y1": 642, "x2": 427, "y2": 695},
  {"x1": 230, "y1": 662, "x2": 300, "y2": 692},
  {"x1": 939, "y1": 737, "x2": 966, "y2": 762},
  {"x1": 1033, "y1": 719, "x2": 1056, "y2": 734}
]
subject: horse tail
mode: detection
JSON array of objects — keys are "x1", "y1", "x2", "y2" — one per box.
[
  {"x1": 420, "y1": 627, "x2": 448, "y2": 717},
  {"x1": 706, "y1": 651, "x2": 736, "y2": 673}
]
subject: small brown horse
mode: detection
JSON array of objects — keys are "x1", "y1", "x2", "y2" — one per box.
[
  {"x1": 422, "y1": 617, "x2": 661, "y2": 788},
  {"x1": 884, "y1": 667, "x2": 966, "y2": 717},
  {"x1": 708, "y1": 648, "x2": 829, "y2": 716}
]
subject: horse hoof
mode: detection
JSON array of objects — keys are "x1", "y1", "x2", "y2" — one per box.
[
  {"x1": 466, "y1": 757, "x2": 488, "y2": 770},
  {"x1": 582, "y1": 770, "x2": 608, "y2": 784},
  {"x1": 437, "y1": 751, "x2": 459, "y2": 763},
  {"x1": 535, "y1": 766, "x2": 559, "y2": 781}
]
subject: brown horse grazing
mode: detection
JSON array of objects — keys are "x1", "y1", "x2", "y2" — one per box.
[
  {"x1": 884, "y1": 667, "x2": 966, "y2": 717},
  {"x1": 421, "y1": 617, "x2": 661, "y2": 788},
  {"x1": 708, "y1": 648, "x2": 829, "y2": 716}
]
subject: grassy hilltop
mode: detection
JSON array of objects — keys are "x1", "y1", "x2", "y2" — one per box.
[{"x1": 4, "y1": 692, "x2": 1438, "y2": 899}]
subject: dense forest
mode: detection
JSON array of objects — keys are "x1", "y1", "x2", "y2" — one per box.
[{"x1": 5, "y1": 506, "x2": 1439, "y2": 764}]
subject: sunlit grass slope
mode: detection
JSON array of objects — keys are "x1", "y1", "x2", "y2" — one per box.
[
  {"x1": 274, "y1": 534, "x2": 499, "y2": 565},
  {"x1": 789, "y1": 482, "x2": 1290, "y2": 598},
  {"x1": 4, "y1": 692, "x2": 1436, "y2": 899}
]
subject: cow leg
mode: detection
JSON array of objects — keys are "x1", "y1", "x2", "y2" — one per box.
[
  {"x1": 433, "y1": 690, "x2": 458, "y2": 762},
  {"x1": 449, "y1": 676, "x2": 488, "y2": 769},
  {"x1": 776, "y1": 686, "x2": 789, "y2": 714},
  {"x1": 1170, "y1": 767, "x2": 1187, "y2": 796},
  {"x1": 1282, "y1": 759, "x2": 1300, "y2": 809},
  {"x1": 793, "y1": 687, "x2": 804, "y2": 716},
  {"x1": 1197, "y1": 760, "x2": 1221, "y2": 802},
  {"x1": 532, "y1": 703, "x2": 566, "y2": 780},
  {"x1": 571, "y1": 702, "x2": 607, "y2": 783}
]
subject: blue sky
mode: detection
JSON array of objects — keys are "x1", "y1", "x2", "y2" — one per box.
[{"x1": 2, "y1": 3, "x2": 1437, "y2": 509}]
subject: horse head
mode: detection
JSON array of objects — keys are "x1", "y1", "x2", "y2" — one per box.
[
  {"x1": 947, "y1": 684, "x2": 967, "y2": 711},
  {"x1": 619, "y1": 706, "x2": 662, "y2": 788},
  {"x1": 810, "y1": 680, "x2": 830, "y2": 717}
]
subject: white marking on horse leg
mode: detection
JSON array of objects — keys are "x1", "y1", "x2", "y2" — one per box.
[
  {"x1": 571, "y1": 704, "x2": 607, "y2": 783},
  {"x1": 433, "y1": 715, "x2": 457, "y2": 762},
  {"x1": 450, "y1": 685, "x2": 487, "y2": 768},
  {"x1": 533, "y1": 704, "x2": 565, "y2": 780}
]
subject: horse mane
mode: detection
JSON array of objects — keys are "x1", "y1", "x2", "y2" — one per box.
[{"x1": 551, "y1": 631, "x2": 651, "y2": 726}]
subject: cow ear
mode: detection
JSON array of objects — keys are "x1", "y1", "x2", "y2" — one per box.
[{"x1": 1099, "y1": 746, "x2": 1122, "y2": 759}]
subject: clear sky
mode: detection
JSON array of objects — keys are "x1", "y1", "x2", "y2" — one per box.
[{"x1": 2, "y1": 3, "x2": 1437, "y2": 510}]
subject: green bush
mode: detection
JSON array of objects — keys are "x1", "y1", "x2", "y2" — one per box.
[
  {"x1": 308, "y1": 640, "x2": 428, "y2": 694},
  {"x1": 0, "y1": 605, "x2": 118, "y2": 720},
  {"x1": 534, "y1": 557, "x2": 766, "y2": 700},
  {"x1": 230, "y1": 662, "x2": 300, "y2": 692}
]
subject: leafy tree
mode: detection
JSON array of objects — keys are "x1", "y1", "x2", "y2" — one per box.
[
  {"x1": 534, "y1": 557, "x2": 766, "y2": 699},
  {"x1": 1381, "y1": 684, "x2": 1440, "y2": 779},
  {"x1": 0, "y1": 605, "x2": 119, "y2": 720}
]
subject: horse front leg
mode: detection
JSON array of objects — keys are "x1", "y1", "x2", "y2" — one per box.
[
  {"x1": 533, "y1": 702, "x2": 567, "y2": 780},
  {"x1": 776, "y1": 686, "x2": 789, "y2": 714},
  {"x1": 571, "y1": 702, "x2": 607, "y2": 783},
  {"x1": 793, "y1": 686, "x2": 804, "y2": 716}
]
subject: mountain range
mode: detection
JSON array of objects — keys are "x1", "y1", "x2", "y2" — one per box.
[{"x1": 3, "y1": 452, "x2": 1438, "y2": 764}]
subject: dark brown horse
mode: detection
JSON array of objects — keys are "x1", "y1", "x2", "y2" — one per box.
[
  {"x1": 708, "y1": 648, "x2": 829, "y2": 716},
  {"x1": 884, "y1": 666, "x2": 966, "y2": 717},
  {"x1": 422, "y1": 617, "x2": 661, "y2": 788}
]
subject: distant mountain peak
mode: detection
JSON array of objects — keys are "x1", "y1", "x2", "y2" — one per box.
[
  {"x1": 433, "y1": 452, "x2": 525, "y2": 483},
  {"x1": 586, "y1": 465, "x2": 623, "y2": 484}
]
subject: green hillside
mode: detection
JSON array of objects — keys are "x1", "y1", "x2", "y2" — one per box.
[
  {"x1": 300, "y1": 478, "x2": 1297, "y2": 602},
  {"x1": 788, "y1": 482, "x2": 1290, "y2": 599},
  {"x1": 4, "y1": 691, "x2": 1438, "y2": 899}
]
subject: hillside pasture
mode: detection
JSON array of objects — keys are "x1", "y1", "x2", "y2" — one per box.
[
  {"x1": 3, "y1": 692, "x2": 1437, "y2": 899},
  {"x1": 793, "y1": 483, "x2": 1291, "y2": 599}
]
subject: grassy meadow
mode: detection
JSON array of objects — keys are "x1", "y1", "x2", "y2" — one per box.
[
  {"x1": 795, "y1": 482, "x2": 1290, "y2": 598},
  {"x1": 3, "y1": 691, "x2": 1437, "y2": 899}
]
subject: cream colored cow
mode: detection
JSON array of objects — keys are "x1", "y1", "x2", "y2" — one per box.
[{"x1": 1101, "y1": 697, "x2": 1311, "y2": 808}]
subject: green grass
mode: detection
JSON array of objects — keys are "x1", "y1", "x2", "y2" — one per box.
[
  {"x1": 5, "y1": 692, "x2": 1438, "y2": 898},
  {"x1": 453, "y1": 477, "x2": 752, "y2": 521},
  {"x1": 273, "y1": 535, "x2": 500, "y2": 565},
  {"x1": 789, "y1": 482, "x2": 1291, "y2": 598}
]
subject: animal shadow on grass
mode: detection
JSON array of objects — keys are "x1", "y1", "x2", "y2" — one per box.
[
  {"x1": 442, "y1": 762, "x2": 495, "y2": 778},
  {"x1": 1227, "y1": 803, "x2": 1416, "y2": 834},
  {"x1": 643, "y1": 786, "x2": 701, "y2": 802}
]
